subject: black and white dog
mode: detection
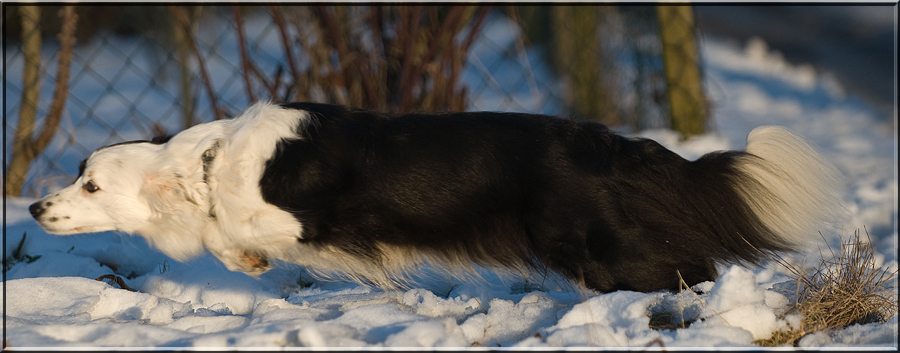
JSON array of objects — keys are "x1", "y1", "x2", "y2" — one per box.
[{"x1": 30, "y1": 102, "x2": 845, "y2": 292}]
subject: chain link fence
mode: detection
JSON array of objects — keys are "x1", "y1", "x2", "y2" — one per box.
[{"x1": 5, "y1": 5, "x2": 706, "y2": 198}]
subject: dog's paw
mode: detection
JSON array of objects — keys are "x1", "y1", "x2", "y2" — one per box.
[
  {"x1": 240, "y1": 251, "x2": 270, "y2": 272},
  {"x1": 218, "y1": 249, "x2": 272, "y2": 277}
]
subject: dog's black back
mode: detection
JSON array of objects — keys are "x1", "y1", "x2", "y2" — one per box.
[{"x1": 260, "y1": 103, "x2": 794, "y2": 292}]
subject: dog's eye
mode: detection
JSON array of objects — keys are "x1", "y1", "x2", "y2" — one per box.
[{"x1": 83, "y1": 180, "x2": 100, "y2": 193}]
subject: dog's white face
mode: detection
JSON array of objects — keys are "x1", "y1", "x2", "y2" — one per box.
[{"x1": 30, "y1": 142, "x2": 163, "y2": 235}]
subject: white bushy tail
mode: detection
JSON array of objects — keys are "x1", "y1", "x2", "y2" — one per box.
[{"x1": 735, "y1": 126, "x2": 847, "y2": 247}]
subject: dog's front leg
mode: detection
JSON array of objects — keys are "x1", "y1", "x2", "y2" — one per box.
[
  {"x1": 199, "y1": 224, "x2": 272, "y2": 276},
  {"x1": 212, "y1": 248, "x2": 272, "y2": 277}
]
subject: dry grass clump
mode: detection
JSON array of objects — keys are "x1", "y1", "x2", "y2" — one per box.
[{"x1": 756, "y1": 228, "x2": 898, "y2": 347}]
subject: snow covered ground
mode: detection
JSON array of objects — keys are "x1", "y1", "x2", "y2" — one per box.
[{"x1": 4, "y1": 14, "x2": 897, "y2": 349}]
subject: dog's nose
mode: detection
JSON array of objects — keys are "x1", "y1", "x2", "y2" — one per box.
[{"x1": 29, "y1": 202, "x2": 45, "y2": 218}]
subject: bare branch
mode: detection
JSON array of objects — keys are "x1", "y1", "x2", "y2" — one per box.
[
  {"x1": 232, "y1": 6, "x2": 257, "y2": 103},
  {"x1": 32, "y1": 6, "x2": 78, "y2": 154},
  {"x1": 269, "y1": 5, "x2": 302, "y2": 102},
  {"x1": 460, "y1": 7, "x2": 491, "y2": 57},
  {"x1": 398, "y1": 6, "x2": 467, "y2": 113},
  {"x1": 394, "y1": 6, "x2": 424, "y2": 112},
  {"x1": 168, "y1": 5, "x2": 223, "y2": 121}
]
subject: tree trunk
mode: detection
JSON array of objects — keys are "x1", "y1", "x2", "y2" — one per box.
[
  {"x1": 7, "y1": 6, "x2": 78, "y2": 196},
  {"x1": 656, "y1": 5, "x2": 707, "y2": 138},
  {"x1": 7, "y1": 6, "x2": 43, "y2": 196}
]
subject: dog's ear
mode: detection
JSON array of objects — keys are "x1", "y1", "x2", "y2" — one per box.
[{"x1": 141, "y1": 169, "x2": 202, "y2": 212}]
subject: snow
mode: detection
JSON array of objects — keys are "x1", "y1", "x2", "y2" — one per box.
[
  {"x1": 3, "y1": 14, "x2": 897, "y2": 349},
  {"x1": 696, "y1": 266, "x2": 786, "y2": 341}
]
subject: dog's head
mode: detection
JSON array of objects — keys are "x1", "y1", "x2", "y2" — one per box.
[{"x1": 29, "y1": 140, "x2": 198, "y2": 236}]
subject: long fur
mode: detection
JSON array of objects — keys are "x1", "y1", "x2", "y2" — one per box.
[{"x1": 30, "y1": 101, "x2": 846, "y2": 292}]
